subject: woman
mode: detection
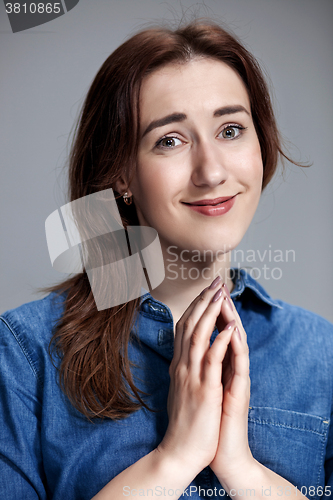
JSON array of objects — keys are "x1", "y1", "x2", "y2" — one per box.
[{"x1": 0, "y1": 21, "x2": 332, "y2": 500}]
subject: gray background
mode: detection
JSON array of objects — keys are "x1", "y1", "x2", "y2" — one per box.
[{"x1": 1, "y1": 0, "x2": 332, "y2": 321}]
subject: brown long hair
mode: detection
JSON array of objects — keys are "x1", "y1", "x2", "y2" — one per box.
[{"x1": 48, "y1": 20, "x2": 300, "y2": 419}]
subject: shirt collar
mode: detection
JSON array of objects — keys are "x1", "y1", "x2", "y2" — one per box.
[
  {"x1": 230, "y1": 268, "x2": 283, "y2": 309},
  {"x1": 139, "y1": 267, "x2": 283, "y2": 312}
]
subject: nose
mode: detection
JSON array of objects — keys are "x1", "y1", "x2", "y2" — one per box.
[{"x1": 190, "y1": 140, "x2": 228, "y2": 188}]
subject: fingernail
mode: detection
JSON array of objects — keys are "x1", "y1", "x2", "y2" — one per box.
[
  {"x1": 212, "y1": 288, "x2": 223, "y2": 303},
  {"x1": 226, "y1": 319, "x2": 236, "y2": 330},
  {"x1": 209, "y1": 276, "x2": 222, "y2": 289},
  {"x1": 235, "y1": 326, "x2": 241, "y2": 341},
  {"x1": 222, "y1": 282, "x2": 231, "y2": 298},
  {"x1": 224, "y1": 295, "x2": 233, "y2": 311},
  {"x1": 199, "y1": 287, "x2": 208, "y2": 296}
]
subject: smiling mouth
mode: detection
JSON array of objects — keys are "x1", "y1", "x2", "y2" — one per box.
[{"x1": 183, "y1": 195, "x2": 236, "y2": 206}]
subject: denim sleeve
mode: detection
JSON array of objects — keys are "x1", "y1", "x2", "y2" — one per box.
[{"x1": 0, "y1": 317, "x2": 47, "y2": 499}]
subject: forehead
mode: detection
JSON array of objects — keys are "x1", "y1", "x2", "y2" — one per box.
[{"x1": 139, "y1": 58, "x2": 251, "y2": 123}]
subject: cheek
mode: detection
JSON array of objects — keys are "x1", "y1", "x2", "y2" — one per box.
[
  {"x1": 136, "y1": 157, "x2": 186, "y2": 203},
  {"x1": 139, "y1": 170, "x2": 168, "y2": 202},
  {"x1": 238, "y1": 143, "x2": 264, "y2": 190},
  {"x1": 237, "y1": 151, "x2": 263, "y2": 194},
  {"x1": 250, "y1": 153, "x2": 264, "y2": 188},
  {"x1": 254, "y1": 151, "x2": 264, "y2": 190},
  {"x1": 133, "y1": 161, "x2": 174, "y2": 217}
]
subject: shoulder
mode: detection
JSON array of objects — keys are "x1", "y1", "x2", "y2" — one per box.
[
  {"x1": 247, "y1": 298, "x2": 333, "y2": 357},
  {"x1": 269, "y1": 301, "x2": 333, "y2": 362},
  {"x1": 1, "y1": 291, "x2": 65, "y2": 341},
  {"x1": 270, "y1": 299, "x2": 333, "y2": 339},
  {"x1": 235, "y1": 269, "x2": 333, "y2": 346},
  {"x1": 0, "y1": 292, "x2": 66, "y2": 380}
]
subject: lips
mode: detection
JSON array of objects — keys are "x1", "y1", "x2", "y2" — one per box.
[
  {"x1": 184, "y1": 196, "x2": 236, "y2": 206},
  {"x1": 183, "y1": 194, "x2": 237, "y2": 217}
]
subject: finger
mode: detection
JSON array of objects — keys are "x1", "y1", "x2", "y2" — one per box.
[
  {"x1": 173, "y1": 277, "x2": 221, "y2": 366},
  {"x1": 230, "y1": 326, "x2": 250, "y2": 383},
  {"x1": 202, "y1": 320, "x2": 236, "y2": 387},
  {"x1": 218, "y1": 293, "x2": 247, "y2": 343},
  {"x1": 222, "y1": 344, "x2": 232, "y2": 386},
  {"x1": 172, "y1": 294, "x2": 202, "y2": 369},
  {"x1": 216, "y1": 287, "x2": 233, "y2": 332},
  {"x1": 216, "y1": 283, "x2": 231, "y2": 330},
  {"x1": 216, "y1": 294, "x2": 234, "y2": 334},
  {"x1": 172, "y1": 276, "x2": 221, "y2": 368},
  {"x1": 186, "y1": 288, "x2": 225, "y2": 373},
  {"x1": 223, "y1": 326, "x2": 250, "y2": 416}
]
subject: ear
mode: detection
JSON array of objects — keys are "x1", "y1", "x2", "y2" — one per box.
[{"x1": 114, "y1": 176, "x2": 132, "y2": 197}]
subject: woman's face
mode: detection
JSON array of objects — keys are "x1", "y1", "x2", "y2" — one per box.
[{"x1": 128, "y1": 58, "x2": 263, "y2": 256}]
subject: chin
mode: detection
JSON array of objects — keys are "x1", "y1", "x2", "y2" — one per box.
[{"x1": 166, "y1": 231, "x2": 244, "y2": 256}]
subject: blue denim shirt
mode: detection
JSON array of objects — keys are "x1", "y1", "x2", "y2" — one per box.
[{"x1": 1, "y1": 269, "x2": 333, "y2": 499}]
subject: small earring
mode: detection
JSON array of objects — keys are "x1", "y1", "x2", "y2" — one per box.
[{"x1": 123, "y1": 192, "x2": 133, "y2": 206}]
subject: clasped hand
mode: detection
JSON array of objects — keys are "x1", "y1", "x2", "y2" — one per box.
[{"x1": 158, "y1": 277, "x2": 254, "y2": 487}]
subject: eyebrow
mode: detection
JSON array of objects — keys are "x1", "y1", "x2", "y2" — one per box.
[
  {"x1": 142, "y1": 113, "x2": 186, "y2": 138},
  {"x1": 142, "y1": 105, "x2": 250, "y2": 137},
  {"x1": 214, "y1": 105, "x2": 250, "y2": 118}
]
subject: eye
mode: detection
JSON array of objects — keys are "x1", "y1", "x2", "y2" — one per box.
[
  {"x1": 155, "y1": 136, "x2": 183, "y2": 149},
  {"x1": 219, "y1": 125, "x2": 246, "y2": 140}
]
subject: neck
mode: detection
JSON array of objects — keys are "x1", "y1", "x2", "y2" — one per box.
[{"x1": 149, "y1": 245, "x2": 234, "y2": 325}]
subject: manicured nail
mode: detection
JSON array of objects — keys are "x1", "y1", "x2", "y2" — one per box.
[
  {"x1": 222, "y1": 282, "x2": 231, "y2": 298},
  {"x1": 212, "y1": 288, "x2": 223, "y2": 303},
  {"x1": 235, "y1": 326, "x2": 241, "y2": 341},
  {"x1": 199, "y1": 287, "x2": 208, "y2": 296},
  {"x1": 226, "y1": 319, "x2": 236, "y2": 330},
  {"x1": 224, "y1": 295, "x2": 233, "y2": 311},
  {"x1": 209, "y1": 276, "x2": 222, "y2": 289}
]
